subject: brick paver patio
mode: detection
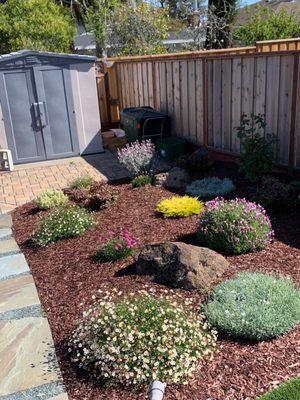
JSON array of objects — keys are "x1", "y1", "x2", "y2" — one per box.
[{"x1": 0, "y1": 152, "x2": 129, "y2": 214}]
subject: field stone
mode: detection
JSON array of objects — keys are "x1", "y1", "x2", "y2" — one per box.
[
  {"x1": 135, "y1": 241, "x2": 229, "y2": 290},
  {"x1": 153, "y1": 167, "x2": 190, "y2": 190}
]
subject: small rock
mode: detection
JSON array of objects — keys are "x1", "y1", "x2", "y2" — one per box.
[
  {"x1": 153, "y1": 167, "x2": 190, "y2": 190},
  {"x1": 136, "y1": 242, "x2": 229, "y2": 290}
]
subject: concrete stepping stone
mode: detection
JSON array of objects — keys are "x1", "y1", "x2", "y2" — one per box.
[
  {"x1": 0, "y1": 213, "x2": 12, "y2": 228},
  {"x1": 49, "y1": 392, "x2": 69, "y2": 400},
  {"x1": 0, "y1": 254, "x2": 29, "y2": 280},
  {"x1": 0, "y1": 239, "x2": 20, "y2": 258},
  {"x1": 0, "y1": 381, "x2": 67, "y2": 400},
  {"x1": 0, "y1": 274, "x2": 40, "y2": 314},
  {"x1": 0, "y1": 317, "x2": 64, "y2": 396},
  {"x1": 0, "y1": 228, "x2": 12, "y2": 241}
]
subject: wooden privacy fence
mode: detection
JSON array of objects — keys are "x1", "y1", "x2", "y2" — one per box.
[{"x1": 96, "y1": 39, "x2": 300, "y2": 171}]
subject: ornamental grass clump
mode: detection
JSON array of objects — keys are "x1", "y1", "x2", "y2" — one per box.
[
  {"x1": 69, "y1": 290, "x2": 217, "y2": 387},
  {"x1": 156, "y1": 195, "x2": 204, "y2": 218},
  {"x1": 117, "y1": 140, "x2": 156, "y2": 177},
  {"x1": 35, "y1": 189, "x2": 68, "y2": 210},
  {"x1": 94, "y1": 230, "x2": 137, "y2": 262},
  {"x1": 131, "y1": 174, "x2": 152, "y2": 188},
  {"x1": 186, "y1": 177, "x2": 235, "y2": 199},
  {"x1": 33, "y1": 205, "x2": 94, "y2": 246},
  {"x1": 198, "y1": 198, "x2": 273, "y2": 254},
  {"x1": 204, "y1": 272, "x2": 300, "y2": 341},
  {"x1": 69, "y1": 175, "x2": 95, "y2": 190}
]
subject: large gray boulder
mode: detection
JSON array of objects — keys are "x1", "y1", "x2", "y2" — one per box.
[
  {"x1": 153, "y1": 167, "x2": 190, "y2": 190},
  {"x1": 136, "y1": 242, "x2": 229, "y2": 290}
]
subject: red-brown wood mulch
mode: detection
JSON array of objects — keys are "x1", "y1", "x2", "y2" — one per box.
[{"x1": 12, "y1": 164, "x2": 300, "y2": 400}]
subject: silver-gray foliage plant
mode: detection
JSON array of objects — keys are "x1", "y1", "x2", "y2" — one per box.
[
  {"x1": 204, "y1": 272, "x2": 300, "y2": 341},
  {"x1": 117, "y1": 140, "x2": 157, "y2": 177},
  {"x1": 186, "y1": 177, "x2": 235, "y2": 198}
]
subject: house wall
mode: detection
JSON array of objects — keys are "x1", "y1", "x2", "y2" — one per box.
[{"x1": 70, "y1": 62, "x2": 103, "y2": 154}]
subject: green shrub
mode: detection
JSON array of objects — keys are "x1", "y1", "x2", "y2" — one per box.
[
  {"x1": 69, "y1": 175, "x2": 95, "y2": 190},
  {"x1": 176, "y1": 148, "x2": 210, "y2": 176},
  {"x1": 157, "y1": 195, "x2": 204, "y2": 218},
  {"x1": 186, "y1": 177, "x2": 235, "y2": 199},
  {"x1": 236, "y1": 114, "x2": 277, "y2": 182},
  {"x1": 257, "y1": 376, "x2": 300, "y2": 400},
  {"x1": 198, "y1": 198, "x2": 273, "y2": 254},
  {"x1": 204, "y1": 272, "x2": 300, "y2": 341},
  {"x1": 35, "y1": 189, "x2": 68, "y2": 210},
  {"x1": 69, "y1": 291, "x2": 217, "y2": 387},
  {"x1": 132, "y1": 174, "x2": 152, "y2": 188},
  {"x1": 33, "y1": 205, "x2": 94, "y2": 246}
]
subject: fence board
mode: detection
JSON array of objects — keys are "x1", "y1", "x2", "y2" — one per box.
[
  {"x1": 147, "y1": 62, "x2": 154, "y2": 108},
  {"x1": 254, "y1": 56, "x2": 267, "y2": 120},
  {"x1": 173, "y1": 60, "x2": 181, "y2": 136},
  {"x1": 222, "y1": 59, "x2": 232, "y2": 150},
  {"x1": 180, "y1": 61, "x2": 189, "y2": 137},
  {"x1": 159, "y1": 62, "x2": 167, "y2": 113},
  {"x1": 195, "y1": 60, "x2": 204, "y2": 144},
  {"x1": 213, "y1": 60, "x2": 222, "y2": 149},
  {"x1": 241, "y1": 57, "x2": 254, "y2": 118},
  {"x1": 278, "y1": 56, "x2": 293, "y2": 165},
  {"x1": 265, "y1": 56, "x2": 280, "y2": 161},
  {"x1": 188, "y1": 60, "x2": 197, "y2": 142},
  {"x1": 166, "y1": 61, "x2": 174, "y2": 117},
  {"x1": 231, "y1": 58, "x2": 242, "y2": 153},
  {"x1": 207, "y1": 60, "x2": 214, "y2": 146}
]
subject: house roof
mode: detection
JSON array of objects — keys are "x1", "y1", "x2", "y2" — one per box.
[
  {"x1": 0, "y1": 49, "x2": 96, "y2": 64},
  {"x1": 237, "y1": 0, "x2": 300, "y2": 25}
]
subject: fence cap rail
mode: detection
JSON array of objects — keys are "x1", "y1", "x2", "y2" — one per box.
[
  {"x1": 106, "y1": 46, "x2": 257, "y2": 63},
  {"x1": 256, "y1": 38, "x2": 300, "y2": 44}
]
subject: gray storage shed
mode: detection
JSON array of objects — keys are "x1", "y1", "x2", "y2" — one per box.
[{"x1": 0, "y1": 50, "x2": 103, "y2": 164}]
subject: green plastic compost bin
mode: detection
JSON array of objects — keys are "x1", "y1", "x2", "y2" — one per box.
[
  {"x1": 120, "y1": 107, "x2": 169, "y2": 142},
  {"x1": 156, "y1": 137, "x2": 186, "y2": 162}
]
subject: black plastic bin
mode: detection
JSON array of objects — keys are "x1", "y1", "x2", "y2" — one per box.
[{"x1": 120, "y1": 107, "x2": 169, "y2": 142}]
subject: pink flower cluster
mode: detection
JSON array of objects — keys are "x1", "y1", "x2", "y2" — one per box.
[
  {"x1": 122, "y1": 229, "x2": 137, "y2": 249},
  {"x1": 100, "y1": 229, "x2": 137, "y2": 250}
]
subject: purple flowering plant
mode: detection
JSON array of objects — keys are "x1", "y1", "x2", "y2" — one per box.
[
  {"x1": 94, "y1": 229, "x2": 137, "y2": 262},
  {"x1": 117, "y1": 140, "x2": 157, "y2": 177},
  {"x1": 198, "y1": 198, "x2": 274, "y2": 254}
]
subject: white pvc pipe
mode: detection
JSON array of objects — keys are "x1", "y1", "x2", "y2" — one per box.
[{"x1": 149, "y1": 381, "x2": 165, "y2": 400}]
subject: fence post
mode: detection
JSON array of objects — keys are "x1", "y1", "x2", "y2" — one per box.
[{"x1": 288, "y1": 54, "x2": 299, "y2": 174}]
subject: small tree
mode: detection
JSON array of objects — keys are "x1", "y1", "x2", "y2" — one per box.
[
  {"x1": 85, "y1": 0, "x2": 120, "y2": 57},
  {"x1": 205, "y1": 0, "x2": 238, "y2": 49},
  {"x1": 0, "y1": 0, "x2": 76, "y2": 54},
  {"x1": 234, "y1": 7, "x2": 300, "y2": 45},
  {"x1": 105, "y1": 2, "x2": 169, "y2": 56}
]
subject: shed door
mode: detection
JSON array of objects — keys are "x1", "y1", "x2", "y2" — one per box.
[
  {"x1": 0, "y1": 69, "x2": 46, "y2": 163},
  {"x1": 33, "y1": 66, "x2": 79, "y2": 160}
]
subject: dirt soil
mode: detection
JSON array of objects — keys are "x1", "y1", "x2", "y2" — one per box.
[{"x1": 13, "y1": 162, "x2": 300, "y2": 400}]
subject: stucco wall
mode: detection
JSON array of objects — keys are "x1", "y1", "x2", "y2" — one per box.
[
  {"x1": 70, "y1": 63, "x2": 103, "y2": 154},
  {"x1": 0, "y1": 101, "x2": 7, "y2": 149}
]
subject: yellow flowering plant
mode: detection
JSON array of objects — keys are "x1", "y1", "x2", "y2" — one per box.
[
  {"x1": 156, "y1": 195, "x2": 204, "y2": 218},
  {"x1": 69, "y1": 289, "x2": 217, "y2": 387}
]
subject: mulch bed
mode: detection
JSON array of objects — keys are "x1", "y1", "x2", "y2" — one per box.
[{"x1": 13, "y1": 162, "x2": 300, "y2": 400}]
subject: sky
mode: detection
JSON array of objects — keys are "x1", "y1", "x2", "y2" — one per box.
[{"x1": 241, "y1": 0, "x2": 260, "y2": 4}]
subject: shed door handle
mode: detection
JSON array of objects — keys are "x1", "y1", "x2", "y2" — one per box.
[{"x1": 32, "y1": 101, "x2": 48, "y2": 128}]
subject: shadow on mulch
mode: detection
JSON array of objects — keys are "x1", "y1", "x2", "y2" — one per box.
[{"x1": 114, "y1": 262, "x2": 137, "y2": 277}]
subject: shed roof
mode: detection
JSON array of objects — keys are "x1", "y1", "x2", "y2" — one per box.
[{"x1": 0, "y1": 49, "x2": 96, "y2": 64}]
